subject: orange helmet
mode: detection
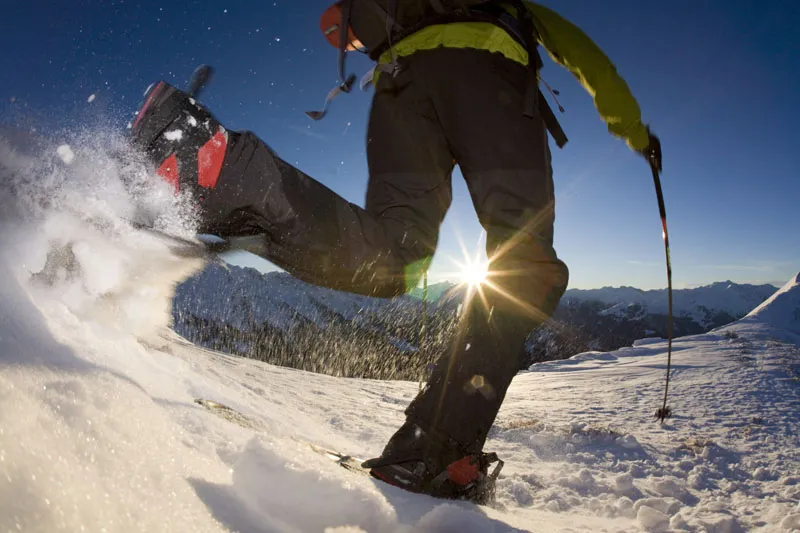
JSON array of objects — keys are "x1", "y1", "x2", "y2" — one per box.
[{"x1": 320, "y1": 1, "x2": 363, "y2": 51}]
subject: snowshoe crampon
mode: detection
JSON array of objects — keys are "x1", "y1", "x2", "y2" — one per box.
[{"x1": 367, "y1": 452, "x2": 504, "y2": 505}]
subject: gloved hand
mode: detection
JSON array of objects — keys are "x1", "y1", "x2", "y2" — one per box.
[{"x1": 641, "y1": 128, "x2": 662, "y2": 172}]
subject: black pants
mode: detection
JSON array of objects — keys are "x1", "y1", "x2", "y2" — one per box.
[{"x1": 205, "y1": 48, "x2": 569, "y2": 452}]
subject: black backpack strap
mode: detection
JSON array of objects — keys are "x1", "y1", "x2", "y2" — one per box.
[
  {"x1": 511, "y1": 1, "x2": 539, "y2": 118},
  {"x1": 368, "y1": 0, "x2": 404, "y2": 32},
  {"x1": 509, "y1": 0, "x2": 567, "y2": 147},
  {"x1": 337, "y1": 0, "x2": 357, "y2": 89},
  {"x1": 307, "y1": 0, "x2": 357, "y2": 120},
  {"x1": 538, "y1": 91, "x2": 568, "y2": 147}
]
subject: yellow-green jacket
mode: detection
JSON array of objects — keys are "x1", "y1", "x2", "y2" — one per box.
[{"x1": 376, "y1": 2, "x2": 649, "y2": 152}]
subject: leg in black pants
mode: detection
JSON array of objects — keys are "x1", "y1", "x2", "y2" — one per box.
[
  {"x1": 396, "y1": 49, "x2": 569, "y2": 459},
  {"x1": 194, "y1": 47, "x2": 567, "y2": 477},
  {"x1": 203, "y1": 58, "x2": 454, "y2": 298}
]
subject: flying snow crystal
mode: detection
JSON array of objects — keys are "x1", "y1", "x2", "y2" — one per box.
[
  {"x1": 56, "y1": 145, "x2": 75, "y2": 165},
  {"x1": 87, "y1": 94, "x2": 96, "y2": 103},
  {"x1": 164, "y1": 130, "x2": 184, "y2": 142}
]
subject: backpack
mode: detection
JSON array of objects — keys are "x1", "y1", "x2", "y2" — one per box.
[
  {"x1": 314, "y1": 0, "x2": 567, "y2": 148},
  {"x1": 322, "y1": 0, "x2": 532, "y2": 60},
  {"x1": 349, "y1": 0, "x2": 495, "y2": 57}
]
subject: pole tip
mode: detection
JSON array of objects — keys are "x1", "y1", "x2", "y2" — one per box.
[{"x1": 654, "y1": 406, "x2": 672, "y2": 423}]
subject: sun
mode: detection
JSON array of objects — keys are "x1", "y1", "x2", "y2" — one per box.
[{"x1": 459, "y1": 259, "x2": 489, "y2": 288}]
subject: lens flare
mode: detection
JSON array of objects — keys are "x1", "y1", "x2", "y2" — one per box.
[{"x1": 459, "y1": 258, "x2": 489, "y2": 288}]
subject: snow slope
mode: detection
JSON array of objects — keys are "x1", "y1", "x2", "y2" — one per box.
[
  {"x1": 730, "y1": 273, "x2": 800, "y2": 345},
  {"x1": 1, "y1": 133, "x2": 799, "y2": 532}
]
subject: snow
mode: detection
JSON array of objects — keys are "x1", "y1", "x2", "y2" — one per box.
[
  {"x1": 1, "y1": 130, "x2": 799, "y2": 532},
  {"x1": 165, "y1": 129, "x2": 184, "y2": 141},
  {"x1": 735, "y1": 273, "x2": 800, "y2": 339},
  {"x1": 56, "y1": 144, "x2": 75, "y2": 164}
]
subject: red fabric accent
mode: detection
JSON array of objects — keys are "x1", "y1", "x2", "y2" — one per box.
[
  {"x1": 446, "y1": 456, "x2": 480, "y2": 486},
  {"x1": 197, "y1": 130, "x2": 227, "y2": 189},
  {"x1": 156, "y1": 153, "x2": 179, "y2": 194},
  {"x1": 133, "y1": 81, "x2": 163, "y2": 130}
]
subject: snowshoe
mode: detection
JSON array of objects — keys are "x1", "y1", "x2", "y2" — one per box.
[
  {"x1": 362, "y1": 420, "x2": 503, "y2": 504},
  {"x1": 365, "y1": 452, "x2": 503, "y2": 504}
]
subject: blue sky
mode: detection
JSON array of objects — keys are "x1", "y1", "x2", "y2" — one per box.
[{"x1": 2, "y1": 0, "x2": 798, "y2": 289}]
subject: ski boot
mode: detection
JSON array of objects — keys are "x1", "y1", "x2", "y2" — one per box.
[
  {"x1": 362, "y1": 421, "x2": 504, "y2": 504},
  {"x1": 130, "y1": 73, "x2": 233, "y2": 226}
]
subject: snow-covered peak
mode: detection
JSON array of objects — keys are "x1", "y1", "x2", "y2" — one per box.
[
  {"x1": 434, "y1": 279, "x2": 777, "y2": 330},
  {"x1": 560, "y1": 281, "x2": 778, "y2": 327},
  {"x1": 734, "y1": 271, "x2": 800, "y2": 337}
]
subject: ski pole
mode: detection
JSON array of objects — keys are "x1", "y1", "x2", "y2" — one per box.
[{"x1": 650, "y1": 154, "x2": 674, "y2": 423}]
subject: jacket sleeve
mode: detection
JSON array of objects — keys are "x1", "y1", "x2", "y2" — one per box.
[{"x1": 526, "y1": 2, "x2": 649, "y2": 151}]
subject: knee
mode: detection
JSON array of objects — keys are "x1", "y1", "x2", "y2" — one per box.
[
  {"x1": 488, "y1": 242, "x2": 569, "y2": 317},
  {"x1": 500, "y1": 259, "x2": 568, "y2": 303}
]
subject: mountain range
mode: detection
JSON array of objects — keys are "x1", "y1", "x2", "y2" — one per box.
[{"x1": 172, "y1": 264, "x2": 779, "y2": 379}]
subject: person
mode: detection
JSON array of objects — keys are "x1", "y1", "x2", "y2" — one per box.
[{"x1": 131, "y1": 0, "x2": 661, "y2": 502}]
